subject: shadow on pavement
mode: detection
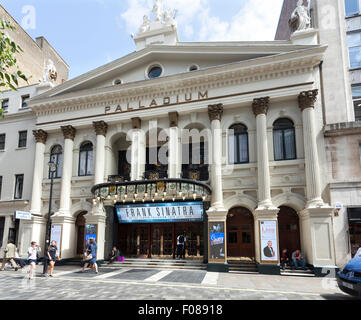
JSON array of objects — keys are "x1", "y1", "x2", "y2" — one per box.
[{"x1": 320, "y1": 293, "x2": 359, "y2": 300}]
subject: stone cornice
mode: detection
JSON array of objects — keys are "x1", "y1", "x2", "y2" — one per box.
[
  {"x1": 32, "y1": 129, "x2": 48, "y2": 144},
  {"x1": 298, "y1": 89, "x2": 318, "y2": 111},
  {"x1": 324, "y1": 121, "x2": 361, "y2": 137},
  {"x1": 252, "y1": 97, "x2": 270, "y2": 116},
  {"x1": 61, "y1": 125, "x2": 76, "y2": 140},
  {"x1": 208, "y1": 104, "x2": 223, "y2": 121},
  {"x1": 93, "y1": 121, "x2": 108, "y2": 136},
  {"x1": 29, "y1": 46, "x2": 326, "y2": 117}
]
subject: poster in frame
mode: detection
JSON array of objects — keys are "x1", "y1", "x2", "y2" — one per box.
[
  {"x1": 50, "y1": 224, "x2": 63, "y2": 259},
  {"x1": 259, "y1": 220, "x2": 279, "y2": 264},
  {"x1": 208, "y1": 221, "x2": 226, "y2": 263}
]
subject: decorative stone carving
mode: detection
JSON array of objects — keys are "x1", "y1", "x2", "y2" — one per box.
[
  {"x1": 298, "y1": 89, "x2": 318, "y2": 111},
  {"x1": 32, "y1": 129, "x2": 48, "y2": 144},
  {"x1": 93, "y1": 121, "x2": 108, "y2": 136},
  {"x1": 289, "y1": 0, "x2": 311, "y2": 33},
  {"x1": 61, "y1": 125, "x2": 76, "y2": 141},
  {"x1": 152, "y1": 0, "x2": 163, "y2": 21},
  {"x1": 252, "y1": 97, "x2": 270, "y2": 116},
  {"x1": 131, "y1": 117, "x2": 141, "y2": 129},
  {"x1": 169, "y1": 112, "x2": 178, "y2": 127},
  {"x1": 42, "y1": 59, "x2": 57, "y2": 83},
  {"x1": 139, "y1": 15, "x2": 151, "y2": 33},
  {"x1": 208, "y1": 104, "x2": 223, "y2": 122}
]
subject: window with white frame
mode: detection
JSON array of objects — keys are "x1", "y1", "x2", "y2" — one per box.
[
  {"x1": 18, "y1": 131, "x2": 27, "y2": 148},
  {"x1": 78, "y1": 142, "x2": 93, "y2": 176},
  {"x1": 0, "y1": 134, "x2": 5, "y2": 151},
  {"x1": 21, "y1": 95, "x2": 30, "y2": 108},
  {"x1": 14, "y1": 174, "x2": 24, "y2": 200},
  {"x1": 353, "y1": 85, "x2": 361, "y2": 120},
  {"x1": 347, "y1": 32, "x2": 361, "y2": 69},
  {"x1": 49, "y1": 145, "x2": 63, "y2": 178},
  {"x1": 1, "y1": 99, "x2": 9, "y2": 112},
  {"x1": 345, "y1": 0, "x2": 361, "y2": 16}
]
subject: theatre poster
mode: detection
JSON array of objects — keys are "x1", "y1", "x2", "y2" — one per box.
[{"x1": 259, "y1": 220, "x2": 279, "y2": 263}]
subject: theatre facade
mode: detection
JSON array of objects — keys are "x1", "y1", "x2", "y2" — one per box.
[{"x1": 23, "y1": 5, "x2": 338, "y2": 274}]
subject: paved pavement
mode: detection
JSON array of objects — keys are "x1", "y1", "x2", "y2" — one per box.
[{"x1": 0, "y1": 264, "x2": 357, "y2": 300}]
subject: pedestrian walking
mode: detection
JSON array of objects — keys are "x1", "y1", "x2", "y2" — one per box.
[
  {"x1": 81, "y1": 238, "x2": 98, "y2": 274},
  {"x1": 27, "y1": 241, "x2": 41, "y2": 280},
  {"x1": 0, "y1": 240, "x2": 19, "y2": 271},
  {"x1": 14, "y1": 249, "x2": 26, "y2": 269},
  {"x1": 45, "y1": 241, "x2": 59, "y2": 277}
]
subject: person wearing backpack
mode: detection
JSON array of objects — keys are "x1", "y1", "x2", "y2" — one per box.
[{"x1": 176, "y1": 232, "x2": 186, "y2": 260}]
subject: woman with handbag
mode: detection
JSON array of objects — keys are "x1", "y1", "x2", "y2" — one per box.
[
  {"x1": 81, "y1": 238, "x2": 98, "y2": 274},
  {"x1": 45, "y1": 241, "x2": 59, "y2": 277}
]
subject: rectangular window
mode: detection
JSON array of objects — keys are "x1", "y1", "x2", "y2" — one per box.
[
  {"x1": 0, "y1": 134, "x2": 5, "y2": 150},
  {"x1": 18, "y1": 131, "x2": 27, "y2": 148},
  {"x1": 21, "y1": 95, "x2": 30, "y2": 108},
  {"x1": 0, "y1": 217, "x2": 4, "y2": 248},
  {"x1": 1, "y1": 99, "x2": 9, "y2": 112},
  {"x1": 14, "y1": 174, "x2": 24, "y2": 200},
  {"x1": 347, "y1": 33, "x2": 361, "y2": 68},
  {"x1": 0, "y1": 176, "x2": 2, "y2": 199},
  {"x1": 353, "y1": 86, "x2": 361, "y2": 120},
  {"x1": 345, "y1": 0, "x2": 361, "y2": 16}
]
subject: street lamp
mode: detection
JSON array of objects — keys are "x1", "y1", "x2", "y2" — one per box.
[{"x1": 43, "y1": 160, "x2": 57, "y2": 275}]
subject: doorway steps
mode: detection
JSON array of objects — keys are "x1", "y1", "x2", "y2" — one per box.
[
  {"x1": 227, "y1": 260, "x2": 258, "y2": 273},
  {"x1": 100, "y1": 258, "x2": 207, "y2": 271},
  {"x1": 280, "y1": 267, "x2": 315, "y2": 277}
]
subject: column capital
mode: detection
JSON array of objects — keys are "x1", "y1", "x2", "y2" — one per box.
[
  {"x1": 252, "y1": 97, "x2": 270, "y2": 116},
  {"x1": 32, "y1": 129, "x2": 48, "y2": 144},
  {"x1": 61, "y1": 125, "x2": 76, "y2": 141},
  {"x1": 208, "y1": 104, "x2": 223, "y2": 122},
  {"x1": 93, "y1": 121, "x2": 108, "y2": 137},
  {"x1": 169, "y1": 112, "x2": 179, "y2": 127},
  {"x1": 298, "y1": 89, "x2": 318, "y2": 111}
]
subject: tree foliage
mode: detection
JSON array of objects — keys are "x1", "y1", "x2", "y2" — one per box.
[{"x1": 0, "y1": 18, "x2": 29, "y2": 117}]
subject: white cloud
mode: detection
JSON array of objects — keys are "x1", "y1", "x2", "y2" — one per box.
[{"x1": 119, "y1": 0, "x2": 284, "y2": 41}]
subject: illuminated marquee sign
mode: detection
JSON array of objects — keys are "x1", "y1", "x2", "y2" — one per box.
[{"x1": 115, "y1": 202, "x2": 204, "y2": 224}]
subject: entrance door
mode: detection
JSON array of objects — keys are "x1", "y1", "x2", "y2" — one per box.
[
  {"x1": 278, "y1": 206, "x2": 301, "y2": 255},
  {"x1": 76, "y1": 212, "x2": 87, "y2": 255},
  {"x1": 227, "y1": 207, "x2": 255, "y2": 258}
]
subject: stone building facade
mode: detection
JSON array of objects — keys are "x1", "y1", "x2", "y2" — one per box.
[{"x1": 25, "y1": 2, "x2": 338, "y2": 275}]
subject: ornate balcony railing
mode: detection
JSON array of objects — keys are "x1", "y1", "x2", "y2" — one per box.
[{"x1": 91, "y1": 178, "x2": 212, "y2": 205}]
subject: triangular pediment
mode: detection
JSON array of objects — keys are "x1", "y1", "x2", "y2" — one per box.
[{"x1": 31, "y1": 42, "x2": 321, "y2": 102}]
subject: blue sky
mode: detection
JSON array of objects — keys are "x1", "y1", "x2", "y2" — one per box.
[{"x1": 1, "y1": 0, "x2": 284, "y2": 80}]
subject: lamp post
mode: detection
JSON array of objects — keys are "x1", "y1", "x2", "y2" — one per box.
[{"x1": 43, "y1": 160, "x2": 57, "y2": 275}]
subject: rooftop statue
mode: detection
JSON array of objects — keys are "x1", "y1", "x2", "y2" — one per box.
[
  {"x1": 152, "y1": 0, "x2": 163, "y2": 21},
  {"x1": 42, "y1": 59, "x2": 57, "y2": 83},
  {"x1": 139, "y1": 15, "x2": 151, "y2": 33},
  {"x1": 289, "y1": 0, "x2": 311, "y2": 33}
]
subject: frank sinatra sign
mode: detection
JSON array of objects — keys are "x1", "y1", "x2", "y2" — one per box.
[{"x1": 115, "y1": 202, "x2": 204, "y2": 224}]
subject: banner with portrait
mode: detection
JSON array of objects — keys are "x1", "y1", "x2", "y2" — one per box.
[
  {"x1": 50, "y1": 225, "x2": 62, "y2": 258},
  {"x1": 260, "y1": 220, "x2": 279, "y2": 263}
]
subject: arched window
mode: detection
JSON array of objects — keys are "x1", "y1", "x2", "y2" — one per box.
[
  {"x1": 273, "y1": 118, "x2": 296, "y2": 161},
  {"x1": 49, "y1": 145, "x2": 63, "y2": 179},
  {"x1": 228, "y1": 124, "x2": 249, "y2": 164},
  {"x1": 79, "y1": 142, "x2": 93, "y2": 176}
]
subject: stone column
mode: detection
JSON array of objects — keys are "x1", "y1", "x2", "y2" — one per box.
[
  {"x1": 298, "y1": 90, "x2": 336, "y2": 274},
  {"x1": 252, "y1": 97, "x2": 276, "y2": 210},
  {"x1": 298, "y1": 90, "x2": 323, "y2": 208},
  {"x1": 30, "y1": 129, "x2": 48, "y2": 215},
  {"x1": 130, "y1": 118, "x2": 145, "y2": 181},
  {"x1": 252, "y1": 98, "x2": 279, "y2": 272},
  {"x1": 93, "y1": 121, "x2": 108, "y2": 185},
  {"x1": 206, "y1": 104, "x2": 228, "y2": 272},
  {"x1": 208, "y1": 104, "x2": 226, "y2": 211},
  {"x1": 58, "y1": 125, "x2": 76, "y2": 216},
  {"x1": 168, "y1": 112, "x2": 180, "y2": 178}
]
